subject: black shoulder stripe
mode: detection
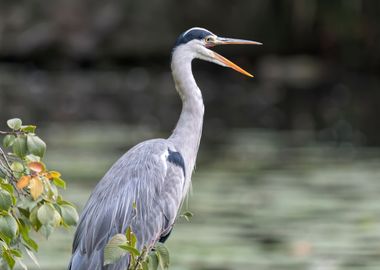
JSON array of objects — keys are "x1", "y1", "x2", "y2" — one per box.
[
  {"x1": 167, "y1": 149, "x2": 186, "y2": 177},
  {"x1": 159, "y1": 227, "x2": 173, "y2": 243}
]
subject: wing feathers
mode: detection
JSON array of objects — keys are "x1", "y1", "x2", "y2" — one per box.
[{"x1": 69, "y1": 139, "x2": 185, "y2": 269}]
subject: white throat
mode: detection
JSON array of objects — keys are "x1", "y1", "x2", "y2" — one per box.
[{"x1": 168, "y1": 45, "x2": 205, "y2": 180}]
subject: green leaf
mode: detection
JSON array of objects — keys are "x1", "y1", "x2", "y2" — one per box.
[
  {"x1": 10, "y1": 162, "x2": 24, "y2": 173},
  {"x1": 0, "y1": 215, "x2": 18, "y2": 240},
  {"x1": 60, "y1": 204, "x2": 79, "y2": 226},
  {"x1": 0, "y1": 190, "x2": 13, "y2": 211},
  {"x1": 22, "y1": 230, "x2": 38, "y2": 252},
  {"x1": 2, "y1": 246, "x2": 16, "y2": 268},
  {"x1": 26, "y1": 135, "x2": 46, "y2": 158},
  {"x1": 56, "y1": 198, "x2": 76, "y2": 208},
  {"x1": 20, "y1": 125, "x2": 36, "y2": 133},
  {"x1": 0, "y1": 231, "x2": 11, "y2": 245},
  {"x1": 3, "y1": 135, "x2": 15, "y2": 148},
  {"x1": 37, "y1": 204, "x2": 61, "y2": 226},
  {"x1": 29, "y1": 206, "x2": 41, "y2": 231},
  {"x1": 17, "y1": 208, "x2": 29, "y2": 218},
  {"x1": 18, "y1": 219, "x2": 38, "y2": 251},
  {"x1": 103, "y1": 234, "x2": 128, "y2": 266},
  {"x1": 118, "y1": 244, "x2": 140, "y2": 256},
  {"x1": 148, "y1": 252, "x2": 159, "y2": 270},
  {"x1": 126, "y1": 226, "x2": 137, "y2": 248},
  {"x1": 142, "y1": 261, "x2": 149, "y2": 270},
  {"x1": 25, "y1": 154, "x2": 40, "y2": 163},
  {"x1": 0, "y1": 183, "x2": 14, "y2": 195},
  {"x1": 17, "y1": 197, "x2": 37, "y2": 211},
  {"x1": 47, "y1": 184, "x2": 58, "y2": 200},
  {"x1": 39, "y1": 224, "x2": 54, "y2": 239},
  {"x1": 52, "y1": 177, "x2": 66, "y2": 189},
  {"x1": 12, "y1": 136, "x2": 27, "y2": 158},
  {"x1": 155, "y1": 242, "x2": 170, "y2": 270},
  {"x1": 180, "y1": 211, "x2": 194, "y2": 222},
  {"x1": 0, "y1": 183, "x2": 17, "y2": 204},
  {"x1": 0, "y1": 239, "x2": 7, "y2": 248},
  {"x1": 10, "y1": 248, "x2": 22, "y2": 257},
  {"x1": 7, "y1": 118, "x2": 22, "y2": 130},
  {"x1": 0, "y1": 258, "x2": 7, "y2": 270}
]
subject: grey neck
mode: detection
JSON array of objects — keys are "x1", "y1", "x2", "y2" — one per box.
[{"x1": 168, "y1": 50, "x2": 205, "y2": 178}]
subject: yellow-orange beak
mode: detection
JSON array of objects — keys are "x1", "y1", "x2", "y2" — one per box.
[
  {"x1": 212, "y1": 51, "x2": 254, "y2": 77},
  {"x1": 209, "y1": 37, "x2": 262, "y2": 77}
]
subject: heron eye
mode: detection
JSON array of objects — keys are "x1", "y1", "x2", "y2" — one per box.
[{"x1": 205, "y1": 36, "x2": 213, "y2": 43}]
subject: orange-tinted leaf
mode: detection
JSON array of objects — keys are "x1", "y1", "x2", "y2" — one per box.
[
  {"x1": 17, "y1": 175, "x2": 31, "y2": 189},
  {"x1": 29, "y1": 177, "x2": 44, "y2": 200},
  {"x1": 46, "y1": 171, "x2": 61, "y2": 180},
  {"x1": 28, "y1": 162, "x2": 45, "y2": 173}
]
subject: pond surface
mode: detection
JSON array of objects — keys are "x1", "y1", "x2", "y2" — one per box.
[{"x1": 17, "y1": 124, "x2": 380, "y2": 270}]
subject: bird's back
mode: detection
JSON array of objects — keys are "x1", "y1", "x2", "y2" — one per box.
[{"x1": 68, "y1": 138, "x2": 187, "y2": 269}]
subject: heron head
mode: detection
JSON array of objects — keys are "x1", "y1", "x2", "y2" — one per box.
[{"x1": 173, "y1": 27, "x2": 262, "y2": 77}]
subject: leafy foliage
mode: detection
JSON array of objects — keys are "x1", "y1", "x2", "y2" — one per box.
[
  {"x1": 103, "y1": 226, "x2": 171, "y2": 270},
  {"x1": 0, "y1": 118, "x2": 79, "y2": 269},
  {"x1": 102, "y1": 207, "x2": 194, "y2": 269}
]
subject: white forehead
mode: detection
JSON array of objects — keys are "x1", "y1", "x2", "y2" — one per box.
[{"x1": 183, "y1": 27, "x2": 216, "y2": 37}]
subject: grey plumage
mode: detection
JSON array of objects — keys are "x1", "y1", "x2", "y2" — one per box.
[
  {"x1": 68, "y1": 27, "x2": 260, "y2": 269},
  {"x1": 69, "y1": 140, "x2": 186, "y2": 269}
]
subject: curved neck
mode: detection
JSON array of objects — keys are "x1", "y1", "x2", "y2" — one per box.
[{"x1": 168, "y1": 49, "x2": 204, "y2": 177}]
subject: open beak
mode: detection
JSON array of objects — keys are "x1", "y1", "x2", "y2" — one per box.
[{"x1": 210, "y1": 37, "x2": 262, "y2": 78}]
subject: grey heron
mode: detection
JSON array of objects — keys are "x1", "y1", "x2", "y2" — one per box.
[{"x1": 68, "y1": 27, "x2": 261, "y2": 269}]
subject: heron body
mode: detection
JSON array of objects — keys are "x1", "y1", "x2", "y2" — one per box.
[{"x1": 68, "y1": 27, "x2": 261, "y2": 270}]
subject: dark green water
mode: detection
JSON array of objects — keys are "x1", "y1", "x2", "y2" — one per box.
[{"x1": 17, "y1": 124, "x2": 380, "y2": 270}]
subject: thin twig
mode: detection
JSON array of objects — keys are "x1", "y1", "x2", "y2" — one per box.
[
  {"x1": 0, "y1": 130, "x2": 16, "y2": 135},
  {"x1": 132, "y1": 247, "x2": 148, "y2": 270},
  {"x1": 0, "y1": 147, "x2": 21, "y2": 195},
  {"x1": 0, "y1": 147, "x2": 12, "y2": 168},
  {"x1": 0, "y1": 130, "x2": 26, "y2": 136},
  {"x1": 0, "y1": 149, "x2": 13, "y2": 175}
]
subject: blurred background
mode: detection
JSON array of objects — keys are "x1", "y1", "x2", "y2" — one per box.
[{"x1": 1, "y1": 0, "x2": 380, "y2": 269}]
